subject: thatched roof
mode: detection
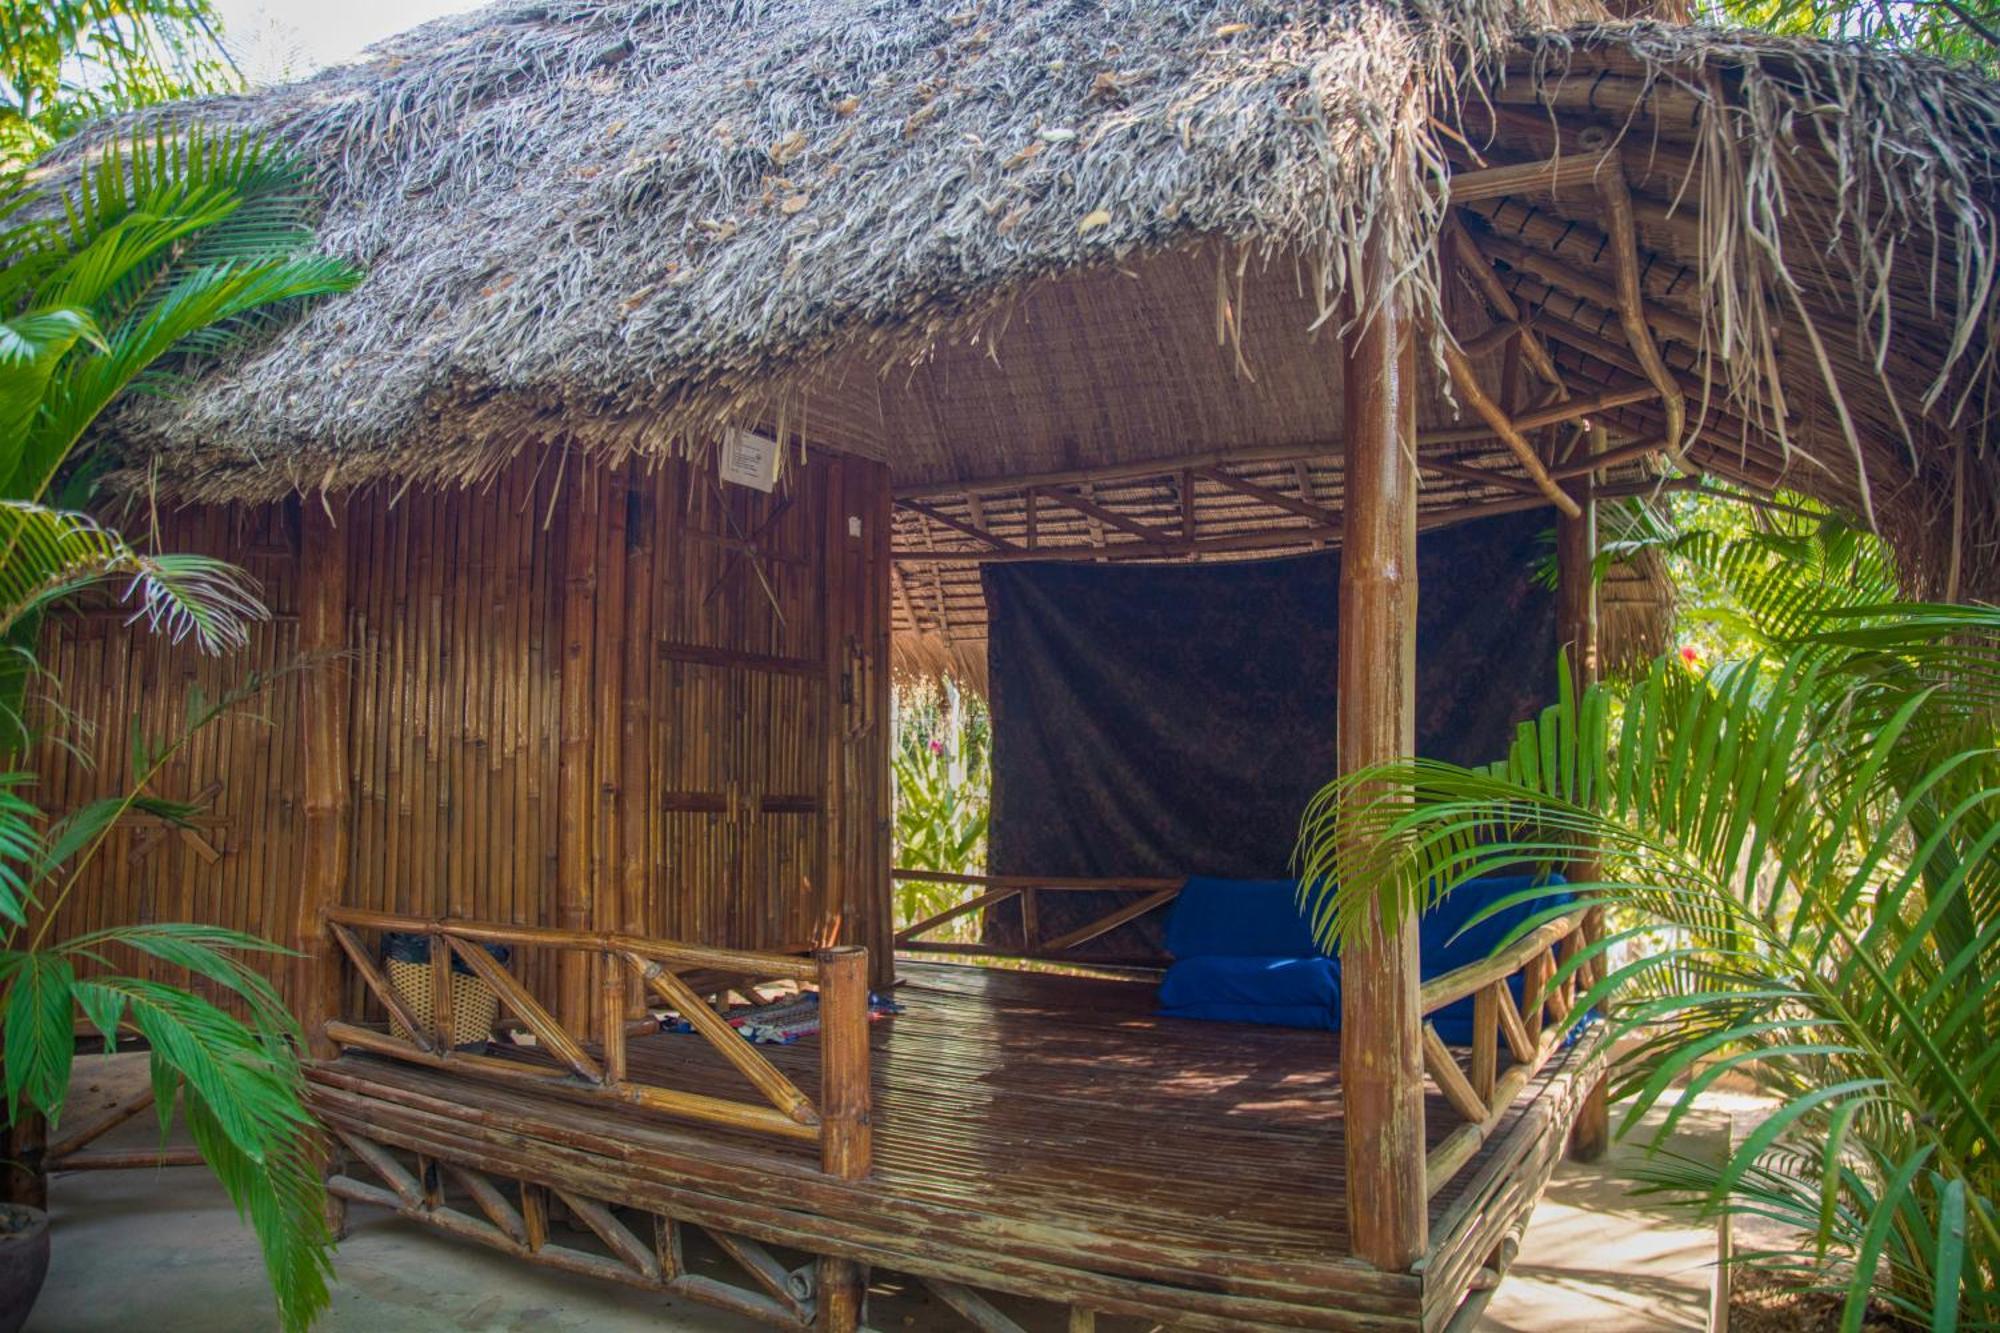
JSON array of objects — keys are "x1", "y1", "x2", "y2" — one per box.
[{"x1": 38, "y1": 0, "x2": 2000, "y2": 651}]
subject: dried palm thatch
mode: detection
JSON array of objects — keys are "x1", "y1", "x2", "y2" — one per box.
[{"x1": 28, "y1": 0, "x2": 2000, "y2": 619}]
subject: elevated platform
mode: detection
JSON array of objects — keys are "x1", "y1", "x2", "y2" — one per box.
[{"x1": 309, "y1": 962, "x2": 1600, "y2": 1330}]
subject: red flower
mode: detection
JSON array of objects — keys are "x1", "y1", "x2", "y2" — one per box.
[{"x1": 1680, "y1": 645, "x2": 1701, "y2": 664}]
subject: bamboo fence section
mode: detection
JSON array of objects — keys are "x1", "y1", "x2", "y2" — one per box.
[
  {"x1": 321, "y1": 907, "x2": 872, "y2": 1176},
  {"x1": 891, "y1": 869, "x2": 1186, "y2": 963},
  {"x1": 1417, "y1": 908, "x2": 1592, "y2": 1198}
]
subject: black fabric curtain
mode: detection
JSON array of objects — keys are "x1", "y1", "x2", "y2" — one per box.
[{"x1": 983, "y1": 510, "x2": 1557, "y2": 957}]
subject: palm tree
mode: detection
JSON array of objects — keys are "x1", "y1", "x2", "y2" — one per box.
[
  {"x1": 0, "y1": 1, "x2": 236, "y2": 164},
  {"x1": 0, "y1": 127, "x2": 359, "y2": 1332},
  {"x1": 1297, "y1": 512, "x2": 1999, "y2": 1330}
]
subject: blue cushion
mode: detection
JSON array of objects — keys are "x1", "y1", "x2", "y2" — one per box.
[
  {"x1": 1159, "y1": 956, "x2": 1339, "y2": 1010},
  {"x1": 1157, "y1": 1002, "x2": 1338, "y2": 1031},
  {"x1": 1156, "y1": 873, "x2": 1571, "y2": 1037},
  {"x1": 1419, "y1": 874, "x2": 1572, "y2": 976},
  {"x1": 1163, "y1": 877, "x2": 1322, "y2": 959}
]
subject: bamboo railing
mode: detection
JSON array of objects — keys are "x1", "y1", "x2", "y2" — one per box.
[
  {"x1": 1418, "y1": 907, "x2": 1593, "y2": 1197},
  {"x1": 891, "y1": 868, "x2": 1185, "y2": 964},
  {"x1": 321, "y1": 908, "x2": 872, "y2": 1180}
]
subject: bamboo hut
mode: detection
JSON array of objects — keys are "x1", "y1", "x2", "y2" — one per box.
[{"x1": 11, "y1": 0, "x2": 2000, "y2": 1327}]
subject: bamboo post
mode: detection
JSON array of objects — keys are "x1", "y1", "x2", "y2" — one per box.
[
  {"x1": 1562, "y1": 425, "x2": 1611, "y2": 1163},
  {"x1": 430, "y1": 929, "x2": 454, "y2": 1050},
  {"x1": 815, "y1": 944, "x2": 872, "y2": 1332},
  {"x1": 816, "y1": 946, "x2": 872, "y2": 1180},
  {"x1": 590, "y1": 467, "x2": 629, "y2": 1041},
  {"x1": 600, "y1": 952, "x2": 627, "y2": 1085},
  {"x1": 1339, "y1": 275, "x2": 1428, "y2": 1270},
  {"x1": 618, "y1": 471, "x2": 655, "y2": 991},
  {"x1": 298, "y1": 496, "x2": 352, "y2": 1061},
  {"x1": 815, "y1": 1257, "x2": 866, "y2": 1332},
  {"x1": 556, "y1": 463, "x2": 599, "y2": 1033}
]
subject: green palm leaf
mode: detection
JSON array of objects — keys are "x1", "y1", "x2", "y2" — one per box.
[{"x1": 1297, "y1": 603, "x2": 2000, "y2": 1326}]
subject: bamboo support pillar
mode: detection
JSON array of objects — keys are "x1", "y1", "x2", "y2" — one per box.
[
  {"x1": 817, "y1": 946, "x2": 872, "y2": 1180},
  {"x1": 618, "y1": 472, "x2": 656, "y2": 987},
  {"x1": 1562, "y1": 426, "x2": 1610, "y2": 1163},
  {"x1": 815, "y1": 944, "x2": 872, "y2": 1331},
  {"x1": 1339, "y1": 278, "x2": 1428, "y2": 1270},
  {"x1": 556, "y1": 464, "x2": 599, "y2": 1033},
  {"x1": 298, "y1": 497, "x2": 351, "y2": 1063}
]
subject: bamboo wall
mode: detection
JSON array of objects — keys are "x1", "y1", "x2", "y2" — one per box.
[{"x1": 29, "y1": 447, "x2": 894, "y2": 1022}]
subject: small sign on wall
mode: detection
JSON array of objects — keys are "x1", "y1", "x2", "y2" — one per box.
[{"x1": 719, "y1": 428, "x2": 782, "y2": 492}]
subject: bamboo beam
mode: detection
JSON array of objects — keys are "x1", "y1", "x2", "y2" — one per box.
[
  {"x1": 1417, "y1": 457, "x2": 1543, "y2": 497},
  {"x1": 892, "y1": 884, "x2": 1021, "y2": 944},
  {"x1": 48, "y1": 1148, "x2": 204, "y2": 1171},
  {"x1": 1040, "y1": 888, "x2": 1182, "y2": 953},
  {"x1": 1191, "y1": 467, "x2": 1341, "y2": 526},
  {"x1": 1033, "y1": 486, "x2": 1179, "y2": 546},
  {"x1": 44, "y1": 1087, "x2": 155, "y2": 1161},
  {"x1": 1421, "y1": 912, "x2": 1587, "y2": 1014},
  {"x1": 1339, "y1": 274, "x2": 1428, "y2": 1270},
  {"x1": 1436, "y1": 338, "x2": 1582, "y2": 519},
  {"x1": 323, "y1": 906, "x2": 821, "y2": 982},
  {"x1": 297, "y1": 497, "x2": 351, "y2": 1060},
  {"x1": 1478, "y1": 231, "x2": 1704, "y2": 346},
  {"x1": 1550, "y1": 435, "x2": 1665, "y2": 481},
  {"x1": 327, "y1": 920, "x2": 437, "y2": 1053},
  {"x1": 1470, "y1": 986, "x2": 1499, "y2": 1104},
  {"x1": 901, "y1": 497, "x2": 1022, "y2": 553},
  {"x1": 446, "y1": 935, "x2": 602, "y2": 1082},
  {"x1": 1595, "y1": 165, "x2": 1690, "y2": 471},
  {"x1": 925, "y1": 1278, "x2": 1029, "y2": 1332},
  {"x1": 1421, "y1": 1023, "x2": 1492, "y2": 1125},
  {"x1": 890, "y1": 870, "x2": 1186, "y2": 890},
  {"x1": 1443, "y1": 218, "x2": 1567, "y2": 395},
  {"x1": 624, "y1": 950, "x2": 820, "y2": 1126},
  {"x1": 322, "y1": 1020, "x2": 818, "y2": 1141},
  {"x1": 895, "y1": 428, "x2": 1525, "y2": 504},
  {"x1": 1512, "y1": 384, "x2": 1660, "y2": 433},
  {"x1": 1443, "y1": 149, "x2": 1614, "y2": 205}
]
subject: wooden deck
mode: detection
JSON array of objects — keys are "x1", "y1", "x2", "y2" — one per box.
[{"x1": 308, "y1": 962, "x2": 1599, "y2": 1331}]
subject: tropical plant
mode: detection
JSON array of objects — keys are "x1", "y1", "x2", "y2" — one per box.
[
  {"x1": 1296, "y1": 513, "x2": 1999, "y2": 1329},
  {"x1": 1703, "y1": 0, "x2": 2000, "y2": 73},
  {"x1": 3, "y1": 667, "x2": 333, "y2": 1331},
  {"x1": 0, "y1": 126, "x2": 357, "y2": 1331},
  {"x1": 0, "y1": 127, "x2": 359, "y2": 738},
  {"x1": 0, "y1": 1, "x2": 236, "y2": 165},
  {"x1": 891, "y1": 682, "x2": 991, "y2": 933}
]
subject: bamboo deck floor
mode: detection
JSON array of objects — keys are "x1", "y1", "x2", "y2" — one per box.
[{"x1": 308, "y1": 962, "x2": 1594, "y2": 1330}]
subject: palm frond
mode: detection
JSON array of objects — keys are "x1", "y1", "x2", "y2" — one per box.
[
  {"x1": 1296, "y1": 600, "x2": 2000, "y2": 1324},
  {"x1": 0, "y1": 500, "x2": 263, "y2": 651}
]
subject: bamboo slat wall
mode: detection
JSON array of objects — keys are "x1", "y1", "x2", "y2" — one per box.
[{"x1": 29, "y1": 448, "x2": 894, "y2": 1023}]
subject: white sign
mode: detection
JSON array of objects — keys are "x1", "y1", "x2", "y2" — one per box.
[{"x1": 719, "y1": 428, "x2": 781, "y2": 492}]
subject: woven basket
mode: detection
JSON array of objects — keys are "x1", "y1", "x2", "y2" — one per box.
[{"x1": 386, "y1": 958, "x2": 500, "y2": 1049}]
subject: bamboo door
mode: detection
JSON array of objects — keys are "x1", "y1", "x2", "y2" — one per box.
[{"x1": 648, "y1": 457, "x2": 832, "y2": 954}]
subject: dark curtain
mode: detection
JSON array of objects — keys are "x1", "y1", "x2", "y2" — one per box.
[{"x1": 983, "y1": 510, "x2": 1557, "y2": 958}]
